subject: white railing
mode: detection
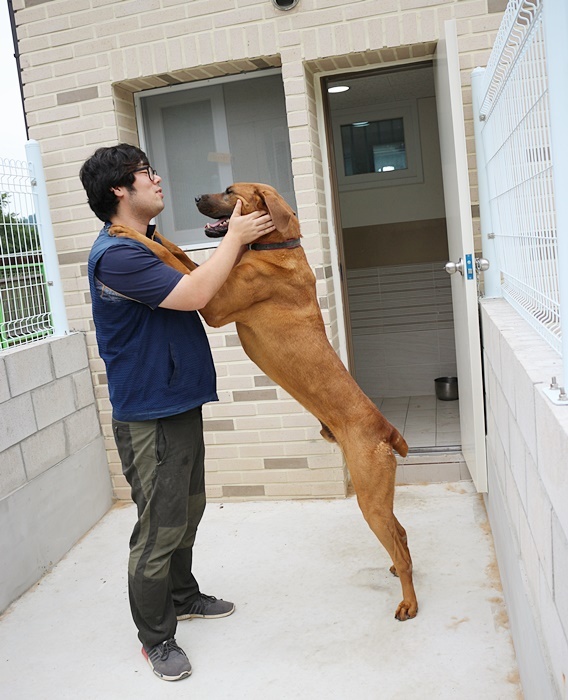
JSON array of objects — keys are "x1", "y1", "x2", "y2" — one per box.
[
  {"x1": 472, "y1": 0, "x2": 568, "y2": 385},
  {"x1": 0, "y1": 141, "x2": 67, "y2": 349}
]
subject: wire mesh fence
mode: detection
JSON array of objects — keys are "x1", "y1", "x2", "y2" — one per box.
[
  {"x1": 0, "y1": 156, "x2": 53, "y2": 349},
  {"x1": 476, "y1": 0, "x2": 561, "y2": 354}
]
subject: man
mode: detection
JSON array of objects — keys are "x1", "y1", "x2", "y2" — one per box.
[{"x1": 80, "y1": 144, "x2": 274, "y2": 682}]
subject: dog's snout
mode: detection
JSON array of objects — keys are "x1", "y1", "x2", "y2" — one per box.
[{"x1": 194, "y1": 195, "x2": 202, "y2": 204}]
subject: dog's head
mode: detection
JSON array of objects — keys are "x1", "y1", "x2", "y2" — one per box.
[{"x1": 195, "y1": 183, "x2": 299, "y2": 242}]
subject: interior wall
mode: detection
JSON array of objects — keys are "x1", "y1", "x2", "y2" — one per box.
[
  {"x1": 344, "y1": 218, "x2": 448, "y2": 269},
  {"x1": 341, "y1": 95, "x2": 448, "y2": 269},
  {"x1": 339, "y1": 96, "x2": 446, "y2": 230},
  {"x1": 330, "y1": 67, "x2": 456, "y2": 398},
  {"x1": 348, "y1": 262, "x2": 456, "y2": 398}
]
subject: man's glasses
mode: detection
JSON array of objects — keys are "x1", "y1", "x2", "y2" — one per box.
[{"x1": 133, "y1": 166, "x2": 159, "y2": 182}]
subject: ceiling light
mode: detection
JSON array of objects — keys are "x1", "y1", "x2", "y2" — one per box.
[{"x1": 328, "y1": 85, "x2": 350, "y2": 93}]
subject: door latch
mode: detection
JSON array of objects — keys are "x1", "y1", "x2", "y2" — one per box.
[{"x1": 445, "y1": 257, "x2": 490, "y2": 276}]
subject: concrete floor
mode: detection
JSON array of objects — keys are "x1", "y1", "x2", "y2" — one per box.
[{"x1": 0, "y1": 482, "x2": 522, "y2": 699}]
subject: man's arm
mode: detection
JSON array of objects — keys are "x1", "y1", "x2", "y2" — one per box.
[{"x1": 159, "y1": 200, "x2": 274, "y2": 311}]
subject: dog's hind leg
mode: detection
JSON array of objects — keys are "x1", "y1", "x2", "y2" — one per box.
[
  {"x1": 350, "y1": 443, "x2": 418, "y2": 621},
  {"x1": 389, "y1": 516, "x2": 409, "y2": 578},
  {"x1": 361, "y1": 504, "x2": 418, "y2": 620}
]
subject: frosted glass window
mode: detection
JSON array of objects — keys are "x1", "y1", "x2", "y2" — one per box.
[
  {"x1": 162, "y1": 100, "x2": 221, "y2": 233},
  {"x1": 223, "y1": 77, "x2": 295, "y2": 207},
  {"x1": 140, "y1": 73, "x2": 295, "y2": 248}
]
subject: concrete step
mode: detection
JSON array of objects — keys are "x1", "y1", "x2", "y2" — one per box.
[{"x1": 397, "y1": 449, "x2": 470, "y2": 484}]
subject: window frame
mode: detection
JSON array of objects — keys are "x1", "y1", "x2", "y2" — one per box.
[
  {"x1": 134, "y1": 68, "x2": 290, "y2": 251},
  {"x1": 331, "y1": 100, "x2": 424, "y2": 192}
]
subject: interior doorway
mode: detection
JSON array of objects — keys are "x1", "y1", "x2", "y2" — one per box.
[{"x1": 324, "y1": 62, "x2": 461, "y2": 453}]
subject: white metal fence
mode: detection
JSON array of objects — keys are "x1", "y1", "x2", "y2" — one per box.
[
  {"x1": 472, "y1": 0, "x2": 568, "y2": 394},
  {"x1": 0, "y1": 141, "x2": 67, "y2": 350},
  {"x1": 474, "y1": 0, "x2": 556, "y2": 346},
  {"x1": 472, "y1": 0, "x2": 568, "y2": 386}
]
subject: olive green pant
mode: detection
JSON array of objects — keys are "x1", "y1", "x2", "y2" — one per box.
[{"x1": 113, "y1": 406, "x2": 206, "y2": 648}]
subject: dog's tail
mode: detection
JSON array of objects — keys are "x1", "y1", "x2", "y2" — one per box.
[{"x1": 389, "y1": 428, "x2": 408, "y2": 458}]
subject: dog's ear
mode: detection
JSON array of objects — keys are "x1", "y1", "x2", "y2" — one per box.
[{"x1": 261, "y1": 190, "x2": 294, "y2": 234}]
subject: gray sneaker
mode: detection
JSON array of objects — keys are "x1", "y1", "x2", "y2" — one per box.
[
  {"x1": 142, "y1": 638, "x2": 192, "y2": 681},
  {"x1": 176, "y1": 593, "x2": 235, "y2": 620}
]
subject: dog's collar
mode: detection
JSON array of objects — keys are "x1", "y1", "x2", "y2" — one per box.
[{"x1": 248, "y1": 238, "x2": 302, "y2": 251}]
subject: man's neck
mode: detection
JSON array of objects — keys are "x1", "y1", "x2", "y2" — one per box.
[{"x1": 109, "y1": 214, "x2": 152, "y2": 236}]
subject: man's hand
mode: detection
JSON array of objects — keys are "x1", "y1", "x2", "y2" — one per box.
[
  {"x1": 226, "y1": 199, "x2": 275, "y2": 246},
  {"x1": 160, "y1": 200, "x2": 276, "y2": 311}
]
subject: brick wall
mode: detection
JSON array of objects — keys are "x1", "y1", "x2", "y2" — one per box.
[
  {"x1": 481, "y1": 299, "x2": 567, "y2": 699},
  {"x1": 0, "y1": 333, "x2": 113, "y2": 612},
  {"x1": 12, "y1": 0, "x2": 505, "y2": 500}
]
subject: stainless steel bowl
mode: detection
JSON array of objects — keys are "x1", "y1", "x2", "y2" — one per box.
[{"x1": 435, "y1": 376, "x2": 459, "y2": 401}]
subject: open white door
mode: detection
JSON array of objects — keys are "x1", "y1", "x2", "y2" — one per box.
[{"x1": 434, "y1": 20, "x2": 487, "y2": 492}]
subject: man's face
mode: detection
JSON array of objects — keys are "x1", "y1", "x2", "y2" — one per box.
[{"x1": 113, "y1": 165, "x2": 164, "y2": 222}]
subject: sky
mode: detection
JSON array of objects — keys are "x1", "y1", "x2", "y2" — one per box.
[{"x1": 0, "y1": 1, "x2": 28, "y2": 162}]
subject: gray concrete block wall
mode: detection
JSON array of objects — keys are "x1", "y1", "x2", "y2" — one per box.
[
  {"x1": 481, "y1": 299, "x2": 567, "y2": 700},
  {"x1": 0, "y1": 333, "x2": 113, "y2": 613}
]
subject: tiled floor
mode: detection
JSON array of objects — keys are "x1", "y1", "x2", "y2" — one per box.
[{"x1": 373, "y1": 394, "x2": 461, "y2": 450}]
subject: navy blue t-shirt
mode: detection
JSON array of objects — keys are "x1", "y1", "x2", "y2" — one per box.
[
  {"x1": 88, "y1": 226, "x2": 217, "y2": 421},
  {"x1": 95, "y1": 244, "x2": 183, "y2": 308}
]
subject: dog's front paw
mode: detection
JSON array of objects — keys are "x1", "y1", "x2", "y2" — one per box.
[
  {"x1": 395, "y1": 599, "x2": 418, "y2": 621},
  {"x1": 108, "y1": 224, "x2": 129, "y2": 238}
]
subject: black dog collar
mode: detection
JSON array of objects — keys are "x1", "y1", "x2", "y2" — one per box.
[{"x1": 249, "y1": 238, "x2": 302, "y2": 251}]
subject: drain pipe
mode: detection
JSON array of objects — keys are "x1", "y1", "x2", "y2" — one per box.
[{"x1": 7, "y1": 0, "x2": 29, "y2": 141}]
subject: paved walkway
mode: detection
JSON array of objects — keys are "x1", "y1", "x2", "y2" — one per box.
[{"x1": 0, "y1": 482, "x2": 522, "y2": 699}]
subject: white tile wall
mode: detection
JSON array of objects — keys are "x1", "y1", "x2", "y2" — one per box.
[{"x1": 347, "y1": 263, "x2": 457, "y2": 397}]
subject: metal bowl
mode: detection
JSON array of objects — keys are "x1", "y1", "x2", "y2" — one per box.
[{"x1": 435, "y1": 376, "x2": 459, "y2": 401}]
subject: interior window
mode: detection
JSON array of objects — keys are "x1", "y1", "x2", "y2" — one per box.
[{"x1": 341, "y1": 118, "x2": 407, "y2": 176}]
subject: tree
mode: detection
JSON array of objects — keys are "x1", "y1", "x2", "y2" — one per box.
[{"x1": 0, "y1": 193, "x2": 40, "y2": 256}]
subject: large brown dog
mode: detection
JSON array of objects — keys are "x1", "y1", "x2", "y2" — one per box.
[{"x1": 110, "y1": 183, "x2": 418, "y2": 621}]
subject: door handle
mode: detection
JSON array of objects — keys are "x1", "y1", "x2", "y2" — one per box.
[
  {"x1": 445, "y1": 257, "x2": 490, "y2": 276},
  {"x1": 445, "y1": 258, "x2": 464, "y2": 275}
]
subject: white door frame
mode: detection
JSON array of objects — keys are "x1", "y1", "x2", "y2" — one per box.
[{"x1": 315, "y1": 37, "x2": 488, "y2": 492}]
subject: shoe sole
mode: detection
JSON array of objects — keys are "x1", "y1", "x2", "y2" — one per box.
[
  {"x1": 142, "y1": 649, "x2": 192, "y2": 682},
  {"x1": 151, "y1": 666, "x2": 192, "y2": 682},
  {"x1": 177, "y1": 604, "x2": 235, "y2": 621}
]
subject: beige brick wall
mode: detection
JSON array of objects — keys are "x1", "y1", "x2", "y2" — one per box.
[{"x1": 13, "y1": 0, "x2": 505, "y2": 500}]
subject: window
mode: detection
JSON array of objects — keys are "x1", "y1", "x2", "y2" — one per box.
[
  {"x1": 341, "y1": 117, "x2": 407, "y2": 175},
  {"x1": 332, "y1": 102, "x2": 423, "y2": 191},
  {"x1": 138, "y1": 72, "x2": 296, "y2": 248}
]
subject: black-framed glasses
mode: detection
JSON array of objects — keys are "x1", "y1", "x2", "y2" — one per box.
[{"x1": 133, "y1": 166, "x2": 159, "y2": 182}]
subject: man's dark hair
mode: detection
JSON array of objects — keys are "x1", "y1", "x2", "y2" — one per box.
[{"x1": 79, "y1": 143, "x2": 149, "y2": 222}]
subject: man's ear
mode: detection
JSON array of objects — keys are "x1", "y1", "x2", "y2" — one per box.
[
  {"x1": 111, "y1": 185, "x2": 126, "y2": 202},
  {"x1": 261, "y1": 190, "x2": 294, "y2": 233}
]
